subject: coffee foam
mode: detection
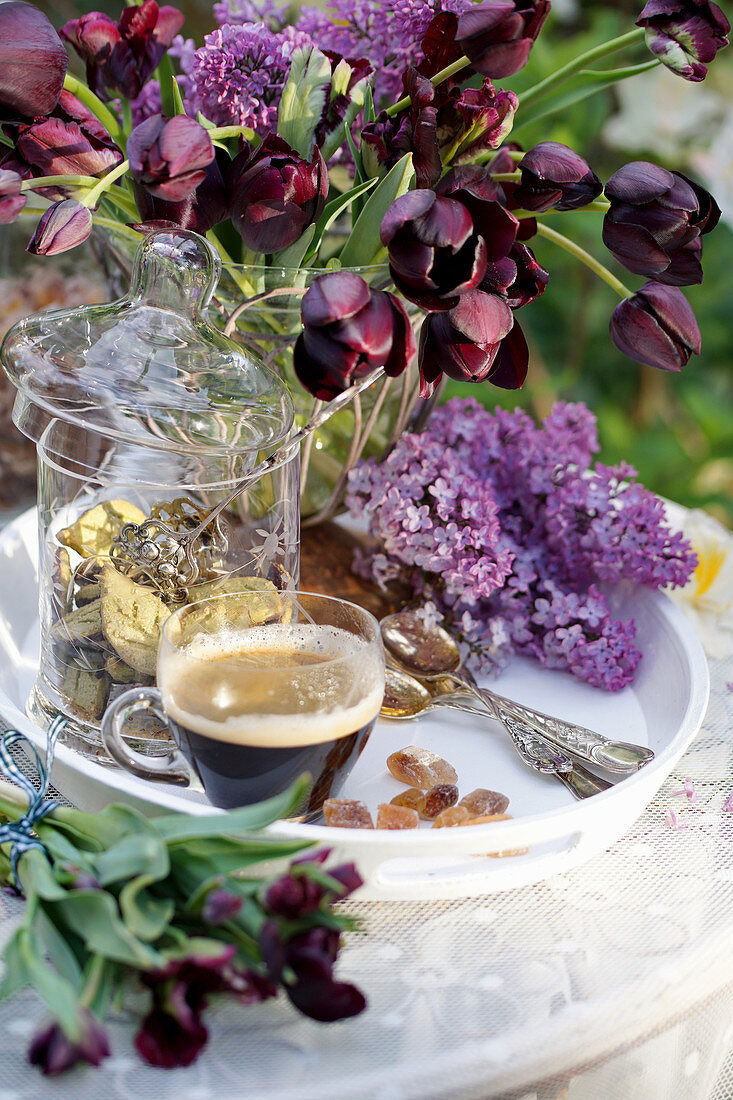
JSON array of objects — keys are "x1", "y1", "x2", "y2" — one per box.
[{"x1": 159, "y1": 622, "x2": 384, "y2": 748}]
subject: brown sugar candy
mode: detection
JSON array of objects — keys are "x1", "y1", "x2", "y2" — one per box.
[
  {"x1": 376, "y1": 803, "x2": 419, "y2": 829},
  {"x1": 391, "y1": 788, "x2": 424, "y2": 812},
  {"x1": 459, "y1": 788, "x2": 510, "y2": 817},
  {"x1": 432, "y1": 805, "x2": 472, "y2": 828},
  {"x1": 422, "y1": 784, "x2": 458, "y2": 819},
  {"x1": 323, "y1": 798, "x2": 374, "y2": 829},
  {"x1": 386, "y1": 745, "x2": 458, "y2": 789}
]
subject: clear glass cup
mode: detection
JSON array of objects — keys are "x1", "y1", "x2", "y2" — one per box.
[{"x1": 101, "y1": 590, "x2": 385, "y2": 811}]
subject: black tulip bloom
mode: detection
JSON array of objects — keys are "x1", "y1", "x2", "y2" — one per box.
[
  {"x1": 417, "y1": 289, "x2": 514, "y2": 397},
  {"x1": 610, "y1": 281, "x2": 701, "y2": 371},
  {"x1": 0, "y1": 2, "x2": 68, "y2": 121},
  {"x1": 435, "y1": 166, "x2": 519, "y2": 261},
  {"x1": 27, "y1": 199, "x2": 93, "y2": 256},
  {"x1": 514, "y1": 142, "x2": 603, "y2": 212},
  {"x1": 133, "y1": 152, "x2": 229, "y2": 232},
  {"x1": 294, "y1": 272, "x2": 417, "y2": 400},
  {"x1": 603, "y1": 160, "x2": 720, "y2": 286},
  {"x1": 381, "y1": 189, "x2": 488, "y2": 310},
  {"x1": 230, "y1": 134, "x2": 328, "y2": 254},
  {"x1": 260, "y1": 922, "x2": 366, "y2": 1023},
  {"x1": 456, "y1": 0, "x2": 551, "y2": 79},
  {"x1": 637, "y1": 0, "x2": 729, "y2": 82},
  {"x1": 61, "y1": 1, "x2": 184, "y2": 102},
  {"x1": 128, "y1": 114, "x2": 215, "y2": 203}
]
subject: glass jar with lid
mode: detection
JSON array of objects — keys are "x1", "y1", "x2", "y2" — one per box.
[{"x1": 0, "y1": 229, "x2": 299, "y2": 757}]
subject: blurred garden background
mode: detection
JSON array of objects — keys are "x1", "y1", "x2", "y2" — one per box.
[{"x1": 1, "y1": 0, "x2": 732, "y2": 523}]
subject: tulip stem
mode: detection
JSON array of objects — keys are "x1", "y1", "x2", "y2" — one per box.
[
  {"x1": 491, "y1": 171, "x2": 522, "y2": 183},
  {"x1": 63, "y1": 74, "x2": 124, "y2": 145},
  {"x1": 518, "y1": 27, "x2": 646, "y2": 107},
  {"x1": 208, "y1": 125, "x2": 256, "y2": 143},
  {"x1": 20, "y1": 175, "x2": 98, "y2": 192},
  {"x1": 386, "y1": 56, "x2": 471, "y2": 117},
  {"x1": 535, "y1": 222, "x2": 633, "y2": 299},
  {"x1": 83, "y1": 160, "x2": 130, "y2": 209}
]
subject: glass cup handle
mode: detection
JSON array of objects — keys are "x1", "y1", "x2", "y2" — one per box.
[{"x1": 101, "y1": 687, "x2": 193, "y2": 785}]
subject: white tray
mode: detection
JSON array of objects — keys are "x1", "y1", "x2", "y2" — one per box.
[{"x1": 0, "y1": 508, "x2": 710, "y2": 900}]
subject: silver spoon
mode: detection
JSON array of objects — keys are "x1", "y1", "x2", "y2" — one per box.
[
  {"x1": 380, "y1": 611, "x2": 654, "y2": 776},
  {"x1": 382, "y1": 667, "x2": 611, "y2": 800}
]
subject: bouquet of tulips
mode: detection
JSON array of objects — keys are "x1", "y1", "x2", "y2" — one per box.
[{"x1": 0, "y1": 0, "x2": 729, "y2": 405}]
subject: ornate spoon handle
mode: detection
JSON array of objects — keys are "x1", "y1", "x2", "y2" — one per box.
[
  {"x1": 446, "y1": 671, "x2": 574, "y2": 775},
  {"x1": 477, "y1": 689, "x2": 654, "y2": 775}
]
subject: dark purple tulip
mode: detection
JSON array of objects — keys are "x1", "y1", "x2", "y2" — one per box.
[
  {"x1": 637, "y1": 0, "x2": 729, "y2": 81},
  {"x1": 264, "y1": 859, "x2": 362, "y2": 919},
  {"x1": 261, "y1": 923, "x2": 366, "y2": 1023},
  {"x1": 28, "y1": 1011, "x2": 110, "y2": 1076},
  {"x1": 487, "y1": 321, "x2": 530, "y2": 388},
  {"x1": 513, "y1": 142, "x2": 603, "y2": 212},
  {"x1": 481, "y1": 242, "x2": 549, "y2": 308},
  {"x1": 136, "y1": 944, "x2": 239, "y2": 1069},
  {"x1": 11, "y1": 90, "x2": 124, "y2": 184},
  {"x1": 456, "y1": 0, "x2": 551, "y2": 79},
  {"x1": 128, "y1": 114, "x2": 214, "y2": 203},
  {"x1": 0, "y1": 170, "x2": 26, "y2": 224},
  {"x1": 133, "y1": 154, "x2": 229, "y2": 232},
  {"x1": 61, "y1": 1, "x2": 185, "y2": 102},
  {"x1": 381, "y1": 189, "x2": 488, "y2": 310},
  {"x1": 610, "y1": 281, "x2": 701, "y2": 371},
  {"x1": 417, "y1": 289, "x2": 514, "y2": 397},
  {"x1": 27, "y1": 199, "x2": 93, "y2": 255},
  {"x1": 230, "y1": 134, "x2": 328, "y2": 254},
  {"x1": 445, "y1": 82, "x2": 518, "y2": 164},
  {"x1": 435, "y1": 166, "x2": 519, "y2": 261},
  {"x1": 0, "y1": 3, "x2": 67, "y2": 121},
  {"x1": 293, "y1": 272, "x2": 416, "y2": 400},
  {"x1": 603, "y1": 160, "x2": 720, "y2": 285}
]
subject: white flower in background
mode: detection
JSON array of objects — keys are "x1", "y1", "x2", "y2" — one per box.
[{"x1": 664, "y1": 501, "x2": 733, "y2": 658}]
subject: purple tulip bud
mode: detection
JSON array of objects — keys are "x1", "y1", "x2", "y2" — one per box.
[
  {"x1": 481, "y1": 242, "x2": 549, "y2": 308},
  {"x1": 61, "y1": 1, "x2": 184, "y2": 102},
  {"x1": 513, "y1": 142, "x2": 603, "y2": 212},
  {"x1": 417, "y1": 289, "x2": 515, "y2": 397},
  {"x1": 230, "y1": 134, "x2": 328, "y2": 254},
  {"x1": 637, "y1": 0, "x2": 729, "y2": 82},
  {"x1": 11, "y1": 90, "x2": 124, "y2": 185},
  {"x1": 436, "y1": 166, "x2": 519, "y2": 261},
  {"x1": 28, "y1": 1010, "x2": 110, "y2": 1076},
  {"x1": 279, "y1": 927, "x2": 366, "y2": 1023},
  {"x1": 0, "y1": 3, "x2": 68, "y2": 120},
  {"x1": 603, "y1": 160, "x2": 719, "y2": 286},
  {"x1": 487, "y1": 320, "x2": 530, "y2": 389},
  {"x1": 0, "y1": 169, "x2": 26, "y2": 224},
  {"x1": 449, "y1": 82, "x2": 519, "y2": 163},
  {"x1": 456, "y1": 0, "x2": 551, "y2": 79},
  {"x1": 128, "y1": 114, "x2": 214, "y2": 203},
  {"x1": 610, "y1": 281, "x2": 701, "y2": 371},
  {"x1": 293, "y1": 272, "x2": 416, "y2": 400},
  {"x1": 381, "y1": 189, "x2": 488, "y2": 310},
  {"x1": 27, "y1": 199, "x2": 93, "y2": 256},
  {"x1": 202, "y1": 888, "x2": 242, "y2": 924}
]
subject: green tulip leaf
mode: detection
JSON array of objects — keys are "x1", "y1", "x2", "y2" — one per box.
[
  {"x1": 119, "y1": 875, "x2": 175, "y2": 941},
  {"x1": 319, "y1": 59, "x2": 372, "y2": 162},
  {"x1": 304, "y1": 178, "x2": 378, "y2": 263},
  {"x1": 339, "y1": 152, "x2": 415, "y2": 268},
  {"x1": 273, "y1": 223, "x2": 316, "y2": 269},
  {"x1": 50, "y1": 890, "x2": 162, "y2": 969},
  {"x1": 19, "y1": 927, "x2": 84, "y2": 1038},
  {"x1": 94, "y1": 831, "x2": 169, "y2": 887},
  {"x1": 0, "y1": 927, "x2": 31, "y2": 1002},
  {"x1": 278, "y1": 46, "x2": 332, "y2": 158},
  {"x1": 36, "y1": 906, "x2": 84, "y2": 990},
  {"x1": 514, "y1": 61, "x2": 659, "y2": 135},
  {"x1": 152, "y1": 775, "x2": 312, "y2": 841}
]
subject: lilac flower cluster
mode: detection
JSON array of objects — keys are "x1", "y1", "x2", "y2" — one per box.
[
  {"x1": 182, "y1": 22, "x2": 313, "y2": 131},
  {"x1": 347, "y1": 399, "x2": 697, "y2": 690},
  {"x1": 295, "y1": 0, "x2": 470, "y2": 106}
]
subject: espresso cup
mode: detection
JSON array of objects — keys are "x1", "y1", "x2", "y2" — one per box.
[{"x1": 101, "y1": 590, "x2": 385, "y2": 810}]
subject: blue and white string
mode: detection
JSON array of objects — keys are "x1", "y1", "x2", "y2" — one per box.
[{"x1": 0, "y1": 716, "x2": 66, "y2": 889}]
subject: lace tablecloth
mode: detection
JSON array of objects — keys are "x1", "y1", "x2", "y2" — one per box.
[{"x1": 1, "y1": 639, "x2": 732, "y2": 1099}]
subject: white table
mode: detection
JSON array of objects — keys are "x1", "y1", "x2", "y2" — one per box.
[{"x1": 1, "y1": 579, "x2": 732, "y2": 1099}]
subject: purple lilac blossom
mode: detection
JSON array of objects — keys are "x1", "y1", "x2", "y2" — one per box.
[
  {"x1": 214, "y1": 0, "x2": 289, "y2": 28},
  {"x1": 347, "y1": 398, "x2": 697, "y2": 689},
  {"x1": 295, "y1": 0, "x2": 471, "y2": 107},
  {"x1": 183, "y1": 22, "x2": 313, "y2": 131}
]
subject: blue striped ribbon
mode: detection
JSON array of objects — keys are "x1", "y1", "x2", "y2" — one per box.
[{"x1": 0, "y1": 716, "x2": 66, "y2": 889}]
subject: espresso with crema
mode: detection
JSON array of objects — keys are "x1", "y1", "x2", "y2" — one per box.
[{"x1": 158, "y1": 623, "x2": 383, "y2": 809}]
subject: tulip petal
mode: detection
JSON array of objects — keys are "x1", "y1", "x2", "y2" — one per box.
[
  {"x1": 302, "y1": 272, "x2": 371, "y2": 327},
  {"x1": 0, "y1": 2, "x2": 68, "y2": 119},
  {"x1": 489, "y1": 321, "x2": 529, "y2": 388}
]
